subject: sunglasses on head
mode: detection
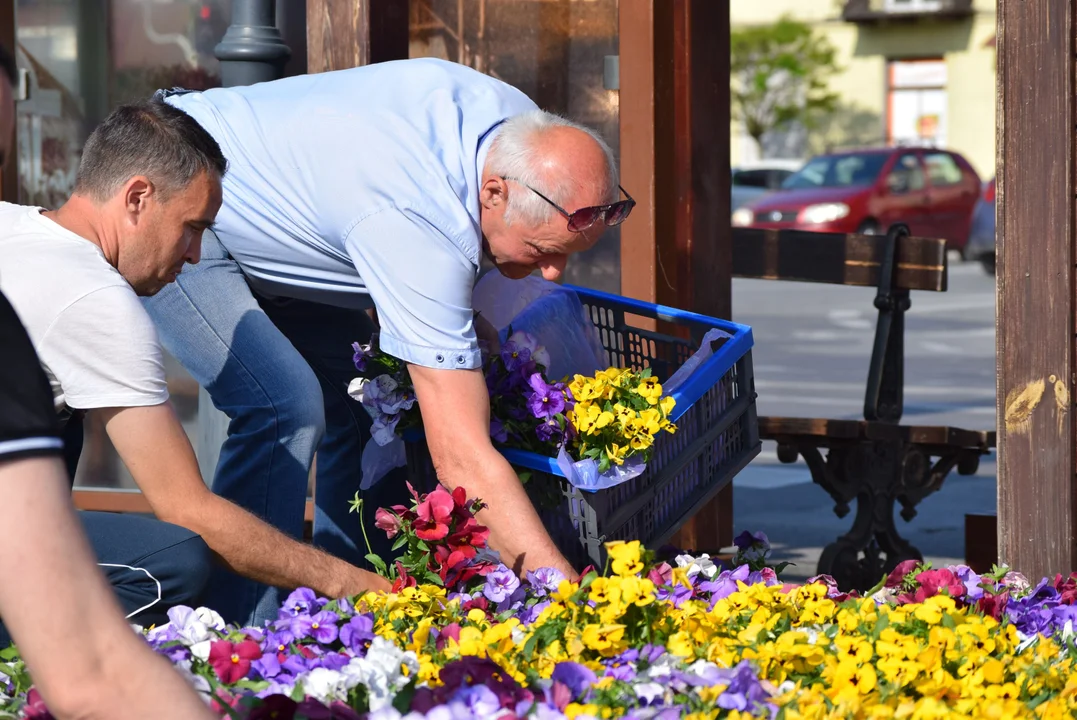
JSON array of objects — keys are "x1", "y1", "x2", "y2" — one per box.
[{"x1": 505, "y1": 177, "x2": 636, "y2": 233}]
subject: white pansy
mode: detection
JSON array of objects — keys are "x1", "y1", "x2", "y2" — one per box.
[
  {"x1": 303, "y1": 668, "x2": 349, "y2": 704},
  {"x1": 189, "y1": 640, "x2": 212, "y2": 662},
  {"x1": 673, "y1": 553, "x2": 718, "y2": 579},
  {"x1": 165, "y1": 606, "x2": 212, "y2": 647},
  {"x1": 684, "y1": 659, "x2": 721, "y2": 678},
  {"x1": 633, "y1": 681, "x2": 667, "y2": 704},
  {"x1": 511, "y1": 624, "x2": 527, "y2": 644},
  {"x1": 348, "y1": 377, "x2": 369, "y2": 403},
  {"x1": 342, "y1": 656, "x2": 393, "y2": 710},
  {"x1": 533, "y1": 346, "x2": 552, "y2": 369},
  {"x1": 645, "y1": 653, "x2": 676, "y2": 680},
  {"x1": 194, "y1": 607, "x2": 226, "y2": 632}
]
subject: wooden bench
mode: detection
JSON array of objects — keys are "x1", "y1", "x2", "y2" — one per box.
[{"x1": 731, "y1": 224, "x2": 996, "y2": 591}]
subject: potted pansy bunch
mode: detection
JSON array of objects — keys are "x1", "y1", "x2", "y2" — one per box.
[{"x1": 348, "y1": 329, "x2": 679, "y2": 491}]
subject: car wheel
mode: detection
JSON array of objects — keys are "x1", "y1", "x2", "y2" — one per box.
[
  {"x1": 981, "y1": 253, "x2": 996, "y2": 275},
  {"x1": 857, "y1": 220, "x2": 880, "y2": 235}
]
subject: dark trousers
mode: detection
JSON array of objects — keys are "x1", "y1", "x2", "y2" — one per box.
[{"x1": 0, "y1": 418, "x2": 213, "y2": 647}]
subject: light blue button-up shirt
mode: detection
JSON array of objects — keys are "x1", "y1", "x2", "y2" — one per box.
[{"x1": 165, "y1": 58, "x2": 537, "y2": 370}]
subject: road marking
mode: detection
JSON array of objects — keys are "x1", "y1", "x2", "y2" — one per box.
[{"x1": 827, "y1": 309, "x2": 873, "y2": 329}]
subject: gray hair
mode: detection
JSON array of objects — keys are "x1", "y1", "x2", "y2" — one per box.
[
  {"x1": 76, "y1": 100, "x2": 227, "y2": 202},
  {"x1": 485, "y1": 109, "x2": 618, "y2": 227}
]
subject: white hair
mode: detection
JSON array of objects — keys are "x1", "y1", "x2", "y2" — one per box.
[{"x1": 484, "y1": 109, "x2": 618, "y2": 227}]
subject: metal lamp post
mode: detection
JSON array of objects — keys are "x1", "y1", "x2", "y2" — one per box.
[
  {"x1": 214, "y1": 0, "x2": 291, "y2": 87},
  {"x1": 198, "y1": 0, "x2": 292, "y2": 482}
]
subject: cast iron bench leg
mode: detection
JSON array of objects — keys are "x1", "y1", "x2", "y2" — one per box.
[{"x1": 780, "y1": 440, "x2": 976, "y2": 592}]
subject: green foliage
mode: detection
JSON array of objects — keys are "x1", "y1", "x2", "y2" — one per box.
[{"x1": 730, "y1": 16, "x2": 841, "y2": 149}]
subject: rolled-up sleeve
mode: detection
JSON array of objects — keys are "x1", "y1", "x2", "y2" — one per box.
[{"x1": 344, "y1": 208, "x2": 481, "y2": 370}]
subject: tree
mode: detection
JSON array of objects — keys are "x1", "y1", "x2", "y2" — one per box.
[{"x1": 730, "y1": 16, "x2": 841, "y2": 154}]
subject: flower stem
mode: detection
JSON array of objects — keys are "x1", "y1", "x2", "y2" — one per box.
[{"x1": 357, "y1": 498, "x2": 375, "y2": 560}]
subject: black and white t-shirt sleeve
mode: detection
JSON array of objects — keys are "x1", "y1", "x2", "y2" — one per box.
[{"x1": 0, "y1": 290, "x2": 63, "y2": 462}]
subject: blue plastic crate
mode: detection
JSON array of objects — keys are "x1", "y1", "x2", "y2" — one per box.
[{"x1": 406, "y1": 285, "x2": 761, "y2": 568}]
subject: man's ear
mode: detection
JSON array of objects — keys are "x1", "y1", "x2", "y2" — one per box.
[
  {"x1": 479, "y1": 175, "x2": 508, "y2": 210},
  {"x1": 122, "y1": 176, "x2": 155, "y2": 220}
]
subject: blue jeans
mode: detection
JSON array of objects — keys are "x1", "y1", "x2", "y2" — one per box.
[{"x1": 143, "y1": 231, "x2": 409, "y2": 626}]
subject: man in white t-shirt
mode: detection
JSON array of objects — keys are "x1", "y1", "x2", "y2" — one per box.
[
  {"x1": 0, "y1": 98, "x2": 389, "y2": 630},
  {"x1": 0, "y1": 45, "x2": 215, "y2": 719}
]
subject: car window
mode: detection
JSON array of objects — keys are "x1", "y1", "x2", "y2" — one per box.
[
  {"x1": 885, "y1": 153, "x2": 926, "y2": 194},
  {"x1": 781, "y1": 153, "x2": 889, "y2": 189},
  {"x1": 923, "y1": 152, "x2": 964, "y2": 187},
  {"x1": 732, "y1": 170, "x2": 771, "y2": 189}
]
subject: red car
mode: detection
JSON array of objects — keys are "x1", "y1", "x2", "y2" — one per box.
[{"x1": 731, "y1": 147, "x2": 982, "y2": 253}]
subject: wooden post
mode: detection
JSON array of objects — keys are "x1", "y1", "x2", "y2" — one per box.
[
  {"x1": 306, "y1": 0, "x2": 409, "y2": 73},
  {"x1": 996, "y1": 0, "x2": 1077, "y2": 578},
  {"x1": 620, "y1": 0, "x2": 733, "y2": 552},
  {"x1": 1, "y1": 0, "x2": 15, "y2": 203}
]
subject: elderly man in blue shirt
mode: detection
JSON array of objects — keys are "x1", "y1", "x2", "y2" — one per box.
[{"x1": 147, "y1": 58, "x2": 634, "y2": 624}]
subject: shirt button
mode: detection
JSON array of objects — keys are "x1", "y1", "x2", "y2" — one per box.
[{"x1": 436, "y1": 354, "x2": 445, "y2": 363}]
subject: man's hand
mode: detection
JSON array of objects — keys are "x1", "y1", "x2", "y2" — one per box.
[
  {"x1": 408, "y1": 363, "x2": 576, "y2": 578},
  {"x1": 97, "y1": 403, "x2": 391, "y2": 598},
  {"x1": 0, "y1": 456, "x2": 215, "y2": 720}
]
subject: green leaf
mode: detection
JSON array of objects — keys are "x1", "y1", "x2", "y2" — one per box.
[
  {"x1": 392, "y1": 678, "x2": 418, "y2": 714},
  {"x1": 392, "y1": 534, "x2": 409, "y2": 551},
  {"x1": 365, "y1": 553, "x2": 389, "y2": 577},
  {"x1": 873, "y1": 614, "x2": 889, "y2": 639},
  {"x1": 416, "y1": 540, "x2": 430, "y2": 553},
  {"x1": 941, "y1": 612, "x2": 956, "y2": 629},
  {"x1": 423, "y1": 570, "x2": 444, "y2": 587},
  {"x1": 522, "y1": 631, "x2": 540, "y2": 660}
]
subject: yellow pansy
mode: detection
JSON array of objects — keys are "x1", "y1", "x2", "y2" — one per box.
[{"x1": 606, "y1": 540, "x2": 644, "y2": 577}]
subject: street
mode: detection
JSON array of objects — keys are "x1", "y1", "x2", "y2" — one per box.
[{"x1": 731, "y1": 256, "x2": 998, "y2": 581}]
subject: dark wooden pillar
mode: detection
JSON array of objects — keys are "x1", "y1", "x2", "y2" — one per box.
[
  {"x1": 1, "y1": 0, "x2": 15, "y2": 203},
  {"x1": 620, "y1": 0, "x2": 733, "y2": 552},
  {"x1": 307, "y1": 0, "x2": 409, "y2": 73},
  {"x1": 996, "y1": 0, "x2": 1077, "y2": 579}
]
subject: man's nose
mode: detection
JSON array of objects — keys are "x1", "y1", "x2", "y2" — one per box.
[
  {"x1": 186, "y1": 233, "x2": 203, "y2": 265},
  {"x1": 539, "y1": 255, "x2": 567, "y2": 281}
]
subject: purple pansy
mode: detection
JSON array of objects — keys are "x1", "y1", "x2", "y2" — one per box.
[
  {"x1": 526, "y1": 374, "x2": 565, "y2": 419},
  {"x1": 339, "y1": 614, "x2": 375, "y2": 655},
  {"x1": 483, "y1": 564, "x2": 521, "y2": 604},
  {"x1": 526, "y1": 567, "x2": 567, "y2": 596},
  {"x1": 309, "y1": 610, "x2": 340, "y2": 644}
]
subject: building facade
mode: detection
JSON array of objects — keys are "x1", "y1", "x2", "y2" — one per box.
[{"x1": 731, "y1": 0, "x2": 997, "y2": 179}]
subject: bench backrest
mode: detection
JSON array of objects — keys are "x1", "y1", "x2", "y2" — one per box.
[{"x1": 731, "y1": 228, "x2": 948, "y2": 292}]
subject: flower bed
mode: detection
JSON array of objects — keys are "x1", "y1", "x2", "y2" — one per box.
[{"x1": 4, "y1": 522, "x2": 1077, "y2": 719}]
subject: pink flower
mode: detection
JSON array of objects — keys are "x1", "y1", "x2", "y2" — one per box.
[
  {"x1": 884, "y1": 559, "x2": 921, "y2": 589},
  {"x1": 414, "y1": 487, "x2": 455, "y2": 541},
  {"x1": 915, "y1": 568, "x2": 965, "y2": 600},
  {"x1": 208, "y1": 639, "x2": 262, "y2": 684},
  {"x1": 23, "y1": 689, "x2": 52, "y2": 720},
  {"x1": 374, "y1": 508, "x2": 402, "y2": 539}
]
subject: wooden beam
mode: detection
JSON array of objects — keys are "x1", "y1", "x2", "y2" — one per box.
[
  {"x1": 996, "y1": 0, "x2": 1077, "y2": 578},
  {"x1": 619, "y1": 0, "x2": 657, "y2": 325},
  {"x1": 1, "y1": 0, "x2": 15, "y2": 203},
  {"x1": 72, "y1": 488, "x2": 316, "y2": 523},
  {"x1": 620, "y1": 0, "x2": 732, "y2": 553},
  {"x1": 306, "y1": 0, "x2": 409, "y2": 73}
]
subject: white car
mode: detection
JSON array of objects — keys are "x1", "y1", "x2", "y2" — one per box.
[{"x1": 731, "y1": 160, "x2": 803, "y2": 211}]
